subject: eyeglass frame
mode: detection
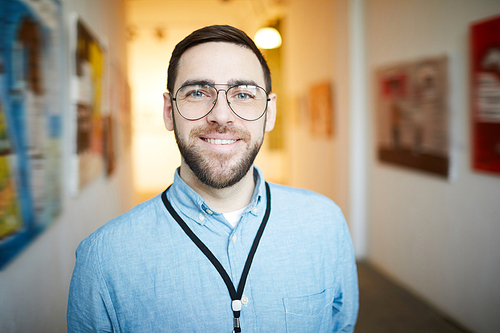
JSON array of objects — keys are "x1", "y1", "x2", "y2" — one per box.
[{"x1": 170, "y1": 83, "x2": 271, "y2": 122}]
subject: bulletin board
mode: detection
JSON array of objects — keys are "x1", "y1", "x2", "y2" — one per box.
[{"x1": 0, "y1": 0, "x2": 63, "y2": 269}]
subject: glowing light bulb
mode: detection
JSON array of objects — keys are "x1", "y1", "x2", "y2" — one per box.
[{"x1": 254, "y1": 27, "x2": 282, "y2": 49}]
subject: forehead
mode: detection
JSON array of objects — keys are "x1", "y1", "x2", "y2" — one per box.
[{"x1": 175, "y1": 42, "x2": 265, "y2": 89}]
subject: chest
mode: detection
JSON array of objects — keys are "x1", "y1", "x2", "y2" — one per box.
[{"x1": 102, "y1": 216, "x2": 341, "y2": 332}]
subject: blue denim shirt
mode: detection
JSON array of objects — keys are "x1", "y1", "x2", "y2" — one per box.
[{"x1": 67, "y1": 167, "x2": 358, "y2": 332}]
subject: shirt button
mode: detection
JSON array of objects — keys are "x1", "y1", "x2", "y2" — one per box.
[
  {"x1": 241, "y1": 296, "x2": 249, "y2": 304},
  {"x1": 231, "y1": 235, "x2": 237, "y2": 242},
  {"x1": 252, "y1": 207, "x2": 258, "y2": 214},
  {"x1": 206, "y1": 209, "x2": 213, "y2": 215},
  {"x1": 199, "y1": 214, "x2": 205, "y2": 221}
]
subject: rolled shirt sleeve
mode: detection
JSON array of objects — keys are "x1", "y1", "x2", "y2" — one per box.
[{"x1": 67, "y1": 237, "x2": 116, "y2": 333}]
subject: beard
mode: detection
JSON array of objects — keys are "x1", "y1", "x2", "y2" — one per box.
[{"x1": 173, "y1": 120, "x2": 264, "y2": 189}]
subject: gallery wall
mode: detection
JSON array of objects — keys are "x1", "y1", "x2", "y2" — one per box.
[
  {"x1": 0, "y1": 0, "x2": 133, "y2": 332},
  {"x1": 283, "y1": 0, "x2": 340, "y2": 203},
  {"x1": 282, "y1": 0, "x2": 359, "y2": 253},
  {"x1": 365, "y1": 0, "x2": 500, "y2": 332}
]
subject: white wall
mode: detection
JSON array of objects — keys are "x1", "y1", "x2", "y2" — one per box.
[
  {"x1": 282, "y1": 0, "x2": 362, "y2": 255},
  {"x1": 365, "y1": 1, "x2": 500, "y2": 332},
  {"x1": 0, "y1": 1, "x2": 133, "y2": 332},
  {"x1": 283, "y1": 0, "x2": 340, "y2": 202}
]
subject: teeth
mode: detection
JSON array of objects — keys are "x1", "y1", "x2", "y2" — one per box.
[{"x1": 205, "y1": 138, "x2": 237, "y2": 145}]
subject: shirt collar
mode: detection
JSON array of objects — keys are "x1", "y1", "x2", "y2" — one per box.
[{"x1": 167, "y1": 166, "x2": 266, "y2": 226}]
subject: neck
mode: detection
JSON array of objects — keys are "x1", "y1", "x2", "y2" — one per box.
[{"x1": 179, "y1": 163, "x2": 256, "y2": 213}]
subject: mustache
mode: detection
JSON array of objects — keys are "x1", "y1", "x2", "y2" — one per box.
[{"x1": 190, "y1": 124, "x2": 251, "y2": 142}]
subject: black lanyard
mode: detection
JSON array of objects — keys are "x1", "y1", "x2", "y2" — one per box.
[{"x1": 161, "y1": 182, "x2": 271, "y2": 333}]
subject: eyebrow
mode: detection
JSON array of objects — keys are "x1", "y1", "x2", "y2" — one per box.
[
  {"x1": 180, "y1": 79, "x2": 215, "y2": 87},
  {"x1": 227, "y1": 79, "x2": 260, "y2": 86},
  {"x1": 179, "y1": 78, "x2": 260, "y2": 87}
]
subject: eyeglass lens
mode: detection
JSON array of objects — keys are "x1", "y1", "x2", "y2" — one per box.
[{"x1": 175, "y1": 84, "x2": 268, "y2": 121}]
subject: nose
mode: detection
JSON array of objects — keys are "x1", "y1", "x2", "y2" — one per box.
[{"x1": 205, "y1": 89, "x2": 235, "y2": 125}]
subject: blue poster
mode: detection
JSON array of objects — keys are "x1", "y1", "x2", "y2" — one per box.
[{"x1": 0, "y1": 0, "x2": 63, "y2": 270}]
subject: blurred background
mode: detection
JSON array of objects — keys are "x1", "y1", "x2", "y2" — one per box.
[{"x1": 0, "y1": 0, "x2": 499, "y2": 332}]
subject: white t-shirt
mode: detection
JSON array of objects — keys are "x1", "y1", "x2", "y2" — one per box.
[{"x1": 223, "y1": 206, "x2": 247, "y2": 228}]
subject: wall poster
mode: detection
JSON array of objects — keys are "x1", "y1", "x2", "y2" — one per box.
[
  {"x1": 69, "y1": 15, "x2": 108, "y2": 193},
  {"x1": 375, "y1": 55, "x2": 449, "y2": 177},
  {"x1": 0, "y1": 0, "x2": 63, "y2": 269},
  {"x1": 309, "y1": 81, "x2": 334, "y2": 138},
  {"x1": 470, "y1": 15, "x2": 500, "y2": 175},
  {"x1": 105, "y1": 63, "x2": 129, "y2": 177}
]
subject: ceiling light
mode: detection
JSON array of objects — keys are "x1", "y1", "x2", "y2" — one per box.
[{"x1": 254, "y1": 27, "x2": 282, "y2": 49}]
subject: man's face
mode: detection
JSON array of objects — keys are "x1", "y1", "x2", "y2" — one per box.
[{"x1": 163, "y1": 42, "x2": 276, "y2": 189}]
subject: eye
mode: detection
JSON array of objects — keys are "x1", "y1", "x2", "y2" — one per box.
[
  {"x1": 188, "y1": 90, "x2": 205, "y2": 98},
  {"x1": 236, "y1": 92, "x2": 253, "y2": 100},
  {"x1": 231, "y1": 86, "x2": 257, "y2": 101},
  {"x1": 181, "y1": 85, "x2": 213, "y2": 100}
]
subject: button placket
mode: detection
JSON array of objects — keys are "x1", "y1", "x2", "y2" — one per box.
[
  {"x1": 163, "y1": 181, "x2": 270, "y2": 333},
  {"x1": 227, "y1": 226, "x2": 245, "y2": 286}
]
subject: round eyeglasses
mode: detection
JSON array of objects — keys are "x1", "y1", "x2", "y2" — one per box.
[{"x1": 172, "y1": 83, "x2": 270, "y2": 121}]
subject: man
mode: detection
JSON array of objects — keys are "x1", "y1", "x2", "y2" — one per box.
[{"x1": 67, "y1": 25, "x2": 358, "y2": 332}]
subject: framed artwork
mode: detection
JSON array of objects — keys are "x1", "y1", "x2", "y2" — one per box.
[
  {"x1": 0, "y1": 0, "x2": 63, "y2": 269},
  {"x1": 470, "y1": 15, "x2": 500, "y2": 175},
  {"x1": 122, "y1": 80, "x2": 132, "y2": 149},
  {"x1": 375, "y1": 55, "x2": 449, "y2": 177},
  {"x1": 309, "y1": 82, "x2": 334, "y2": 138},
  {"x1": 106, "y1": 62, "x2": 131, "y2": 175},
  {"x1": 69, "y1": 15, "x2": 107, "y2": 193}
]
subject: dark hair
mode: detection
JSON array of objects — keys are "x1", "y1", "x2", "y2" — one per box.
[{"x1": 167, "y1": 25, "x2": 272, "y2": 94}]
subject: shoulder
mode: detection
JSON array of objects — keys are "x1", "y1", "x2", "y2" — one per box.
[
  {"x1": 76, "y1": 194, "x2": 165, "y2": 255},
  {"x1": 265, "y1": 183, "x2": 352, "y2": 255},
  {"x1": 266, "y1": 182, "x2": 346, "y2": 230},
  {"x1": 268, "y1": 182, "x2": 342, "y2": 214}
]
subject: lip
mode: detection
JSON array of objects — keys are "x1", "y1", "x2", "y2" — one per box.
[
  {"x1": 202, "y1": 138, "x2": 239, "y2": 145},
  {"x1": 200, "y1": 133, "x2": 240, "y2": 142},
  {"x1": 201, "y1": 134, "x2": 239, "y2": 140},
  {"x1": 199, "y1": 134, "x2": 241, "y2": 152},
  {"x1": 191, "y1": 125, "x2": 250, "y2": 151}
]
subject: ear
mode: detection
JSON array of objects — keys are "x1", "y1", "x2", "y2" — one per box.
[
  {"x1": 264, "y1": 93, "x2": 277, "y2": 132},
  {"x1": 163, "y1": 92, "x2": 174, "y2": 131}
]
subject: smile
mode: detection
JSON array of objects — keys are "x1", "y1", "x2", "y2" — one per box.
[{"x1": 203, "y1": 138, "x2": 238, "y2": 145}]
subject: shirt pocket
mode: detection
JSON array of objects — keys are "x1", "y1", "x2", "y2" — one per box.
[{"x1": 282, "y1": 287, "x2": 339, "y2": 333}]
